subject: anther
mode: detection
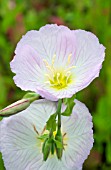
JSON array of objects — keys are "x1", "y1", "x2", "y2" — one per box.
[
  {"x1": 33, "y1": 124, "x2": 39, "y2": 135},
  {"x1": 63, "y1": 132, "x2": 67, "y2": 138},
  {"x1": 66, "y1": 71, "x2": 71, "y2": 84},
  {"x1": 67, "y1": 53, "x2": 72, "y2": 65}
]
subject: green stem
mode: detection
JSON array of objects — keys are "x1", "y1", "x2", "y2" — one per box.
[
  {"x1": 49, "y1": 128, "x2": 53, "y2": 138},
  {"x1": 56, "y1": 99, "x2": 62, "y2": 130},
  {"x1": 48, "y1": 99, "x2": 62, "y2": 137}
]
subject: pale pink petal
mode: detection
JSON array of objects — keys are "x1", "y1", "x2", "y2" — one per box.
[
  {"x1": 0, "y1": 99, "x2": 93, "y2": 170},
  {"x1": 61, "y1": 99, "x2": 93, "y2": 169},
  {"x1": 71, "y1": 30, "x2": 105, "y2": 92},
  {"x1": 14, "y1": 24, "x2": 76, "y2": 66},
  {"x1": 10, "y1": 45, "x2": 46, "y2": 92},
  {"x1": 11, "y1": 25, "x2": 77, "y2": 99},
  {"x1": 10, "y1": 25, "x2": 105, "y2": 100}
]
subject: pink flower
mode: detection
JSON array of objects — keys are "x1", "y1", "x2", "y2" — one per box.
[
  {"x1": 0, "y1": 99, "x2": 93, "y2": 170},
  {"x1": 10, "y1": 24, "x2": 105, "y2": 100}
]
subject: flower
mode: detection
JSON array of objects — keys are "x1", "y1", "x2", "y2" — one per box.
[
  {"x1": 0, "y1": 99, "x2": 93, "y2": 170},
  {"x1": 10, "y1": 24, "x2": 105, "y2": 101}
]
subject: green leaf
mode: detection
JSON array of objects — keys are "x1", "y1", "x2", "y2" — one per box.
[
  {"x1": 38, "y1": 134, "x2": 49, "y2": 140},
  {"x1": 62, "y1": 95, "x2": 76, "y2": 116},
  {"x1": 106, "y1": 141, "x2": 111, "y2": 163},
  {"x1": 0, "y1": 153, "x2": 5, "y2": 170},
  {"x1": 46, "y1": 113, "x2": 56, "y2": 132}
]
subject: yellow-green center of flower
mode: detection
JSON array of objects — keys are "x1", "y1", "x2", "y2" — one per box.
[{"x1": 43, "y1": 54, "x2": 76, "y2": 90}]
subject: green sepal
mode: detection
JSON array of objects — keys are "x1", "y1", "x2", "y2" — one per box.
[
  {"x1": 23, "y1": 92, "x2": 39, "y2": 103},
  {"x1": 38, "y1": 134, "x2": 49, "y2": 140},
  {"x1": 55, "y1": 129, "x2": 63, "y2": 159},
  {"x1": 42, "y1": 138, "x2": 51, "y2": 161},
  {"x1": 46, "y1": 113, "x2": 57, "y2": 132},
  {"x1": 53, "y1": 138, "x2": 63, "y2": 149},
  {"x1": 42, "y1": 138, "x2": 48, "y2": 154},
  {"x1": 62, "y1": 95, "x2": 76, "y2": 116},
  {"x1": 51, "y1": 140, "x2": 55, "y2": 155}
]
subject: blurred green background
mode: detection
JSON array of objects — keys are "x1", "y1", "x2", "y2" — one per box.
[{"x1": 0, "y1": 0, "x2": 111, "y2": 169}]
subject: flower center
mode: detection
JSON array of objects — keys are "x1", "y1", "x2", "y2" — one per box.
[
  {"x1": 33, "y1": 125, "x2": 68, "y2": 149},
  {"x1": 43, "y1": 54, "x2": 76, "y2": 90}
]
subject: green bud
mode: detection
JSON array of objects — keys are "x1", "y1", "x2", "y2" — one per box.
[
  {"x1": 0, "y1": 99, "x2": 30, "y2": 116},
  {"x1": 42, "y1": 138, "x2": 51, "y2": 161},
  {"x1": 23, "y1": 92, "x2": 39, "y2": 102},
  {"x1": 42, "y1": 138, "x2": 48, "y2": 153},
  {"x1": 55, "y1": 129, "x2": 63, "y2": 160},
  {"x1": 0, "y1": 92, "x2": 39, "y2": 117},
  {"x1": 51, "y1": 140, "x2": 55, "y2": 155}
]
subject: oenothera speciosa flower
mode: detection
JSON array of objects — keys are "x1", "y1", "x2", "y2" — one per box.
[
  {"x1": 0, "y1": 99, "x2": 93, "y2": 170},
  {"x1": 10, "y1": 24, "x2": 105, "y2": 101}
]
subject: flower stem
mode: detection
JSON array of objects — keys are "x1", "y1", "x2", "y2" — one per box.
[
  {"x1": 55, "y1": 99, "x2": 63, "y2": 159},
  {"x1": 56, "y1": 99, "x2": 62, "y2": 130}
]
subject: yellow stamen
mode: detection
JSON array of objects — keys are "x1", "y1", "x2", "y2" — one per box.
[
  {"x1": 43, "y1": 59, "x2": 49, "y2": 67},
  {"x1": 43, "y1": 53, "x2": 76, "y2": 90},
  {"x1": 52, "y1": 54, "x2": 56, "y2": 66},
  {"x1": 67, "y1": 53, "x2": 72, "y2": 65},
  {"x1": 66, "y1": 71, "x2": 71, "y2": 84},
  {"x1": 57, "y1": 72, "x2": 60, "y2": 84},
  {"x1": 53, "y1": 131, "x2": 57, "y2": 137},
  {"x1": 45, "y1": 74, "x2": 52, "y2": 80},
  {"x1": 43, "y1": 59, "x2": 55, "y2": 74},
  {"x1": 65, "y1": 65, "x2": 76, "y2": 72}
]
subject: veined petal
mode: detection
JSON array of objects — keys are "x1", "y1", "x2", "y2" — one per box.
[
  {"x1": 10, "y1": 45, "x2": 46, "y2": 92},
  {"x1": 10, "y1": 25, "x2": 105, "y2": 101},
  {"x1": 10, "y1": 24, "x2": 76, "y2": 100},
  {"x1": 61, "y1": 99, "x2": 93, "y2": 169},
  {"x1": 14, "y1": 24, "x2": 76, "y2": 66},
  {"x1": 71, "y1": 30, "x2": 105, "y2": 92},
  {"x1": 0, "y1": 99, "x2": 93, "y2": 170},
  {"x1": 0, "y1": 116, "x2": 43, "y2": 170},
  {"x1": 0, "y1": 100, "x2": 57, "y2": 170}
]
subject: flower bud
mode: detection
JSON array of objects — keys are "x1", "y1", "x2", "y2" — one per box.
[
  {"x1": 55, "y1": 129, "x2": 63, "y2": 160},
  {"x1": 0, "y1": 99, "x2": 30, "y2": 116},
  {"x1": 0, "y1": 92, "x2": 39, "y2": 117},
  {"x1": 42, "y1": 138, "x2": 51, "y2": 161},
  {"x1": 23, "y1": 92, "x2": 39, "y2": 102},
  {"x1": 51, "y1": 140, "x2": 55, "y2": 155}
]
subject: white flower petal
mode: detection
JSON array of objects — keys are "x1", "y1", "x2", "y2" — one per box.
[
  {"x1": 10, "y1": 45, "x2": 46, "y2": 92},
  {"x1": 10, "y1": 25, "x2": 105, "y2": 101},
  {"x1": 10, "y1": 24, "x2": 77, "y2": 100},
  {"x1": 15, "y1": 24, "x2": 76, "y2": 65},
  {"x1": 20, "y1": 99, "x2": 57, "y2": 133},
  {"x1": 72, "y1": 30, "x2": 105, "y2": 92},
  {"x1": 0, "y1": 99, "x2": 93, "y2": 170},
  {"x1": 0, "y1": 116, "x2": 43, "y2": 170},
  {"x1": 61, "y1": 99, "x2": 93, "y2": 169}
]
